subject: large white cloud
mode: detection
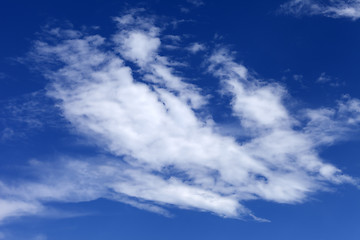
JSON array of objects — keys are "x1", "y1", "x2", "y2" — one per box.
[{"x1": 1, "y1": 10, "x2": 360, "y2": 223}]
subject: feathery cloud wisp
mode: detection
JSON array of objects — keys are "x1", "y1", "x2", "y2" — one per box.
[
  {"x1": 1, "y1": 10, "x2": 360, "y2": 223},
  {"x1": 280, "y1": 0, "x2": 360, "y2": 20}
]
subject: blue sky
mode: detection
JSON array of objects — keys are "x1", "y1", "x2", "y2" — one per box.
[{"x1": 1, "y1": 0, "x2": 360, "y2": 239}]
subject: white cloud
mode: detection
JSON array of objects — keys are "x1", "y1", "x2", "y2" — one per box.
[
  {"x1": 113, "y1": 14, "x2": 207, "y2": 109},
  {"x1": 1, "y1": 11, "x2": 360, "y2": 223},
  {"x1": 317, "y1": 72, "x2": 332, "y2": 83},
  {"x1": 187, "y1": 42, "x2": 206, "y2": 54},
  {"x1": 0, "y1": 199, "x2": 42, "y2": 222},
  {"x1": 317, "y1": 72, "x2": 343, "y2": 87},
  {"x1": 114, "y1": 30, "x2": 160, "y2": 65},
  {"x1": 280, "y1": 0, "x2": 360, "y2": 20}
]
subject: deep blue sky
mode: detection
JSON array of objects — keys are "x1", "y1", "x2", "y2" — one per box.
[{"x1": 1, "y1": 0, "x2": 360, "y2": 239}]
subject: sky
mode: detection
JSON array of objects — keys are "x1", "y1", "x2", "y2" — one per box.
[{"x1": 1, "y1": 0, "x2": 360, "y2": 239}]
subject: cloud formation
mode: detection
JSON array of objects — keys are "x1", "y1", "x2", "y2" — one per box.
[
  {"x1": 1, "y1": 10, "x2": 360, "y2": 223},
  {"x1": 280, "y1": 0, "x2": 360, "y2": 20},
  {"x1": 187, "y1": 0, "x2": 204, "y2": 7},
  {"x1": 187, "y1": 42, "x2": 206, "y2": 53}
]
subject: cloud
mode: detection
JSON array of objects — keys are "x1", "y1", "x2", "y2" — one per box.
[
  {"x1": 317, "y1": 72, "x2": 332, "y2": 83},
  {"x1": 317, "y1": 72, "x2": 343, "y2": 87},
  {"x1": 280, "y1": 0, "x2": 360, "y2": 20},
  {"x1": 0, "y1": 199, "x2": 42, "y2": 222},
  {"x1": 187, "y1": 0, "x2": 204, "y2": 7},
  {"x1": 1, "y1": 10, "x2": 360, "y2": 223},
  {"x1": 293, "y1": 74, "x2": 303, "y2": 82},
  {"x1": 180, "y1": 7, "x2": 190, "y2": 13},
  {"x1": 0, "y1": 91, "x2": 63, "y2": 141},
  {"x1": 187, "y1": 42, "x2": 206, "y2": 54}
]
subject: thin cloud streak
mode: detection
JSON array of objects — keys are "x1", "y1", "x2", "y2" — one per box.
[{"x1": 280, "y1": 0, "x2": 360, "y2": 20}]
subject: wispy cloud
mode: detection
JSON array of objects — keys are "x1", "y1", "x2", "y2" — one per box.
[
  {"x1": 317, "y1": 72, "x2": 332, "y2": 83},
  {"x1": 1, "y1": 10, "x2": 360, "y2": 223},
  {"x1": 317, "y1": 72, "x2": 343, "y2": 87},
  {"x1": 280, "y1": 0, "x2": 360, "y2": 20},
  {"x1": 187, "y1": 42, "x2": 206, "y2": 54},
  {"x1": 0, "y1": 91, "x2": 63, "y2": 142},
  {"x1": 187, "y1": 0, "x2": 204, "y2": 7}
]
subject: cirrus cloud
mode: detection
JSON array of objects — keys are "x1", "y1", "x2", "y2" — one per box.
[
  {"x1": 1, "y1": 10, "x2": 360, "y2": 223},
  {"x1": 280, "y1": 0, "x2": 360, "y2": 20}
]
